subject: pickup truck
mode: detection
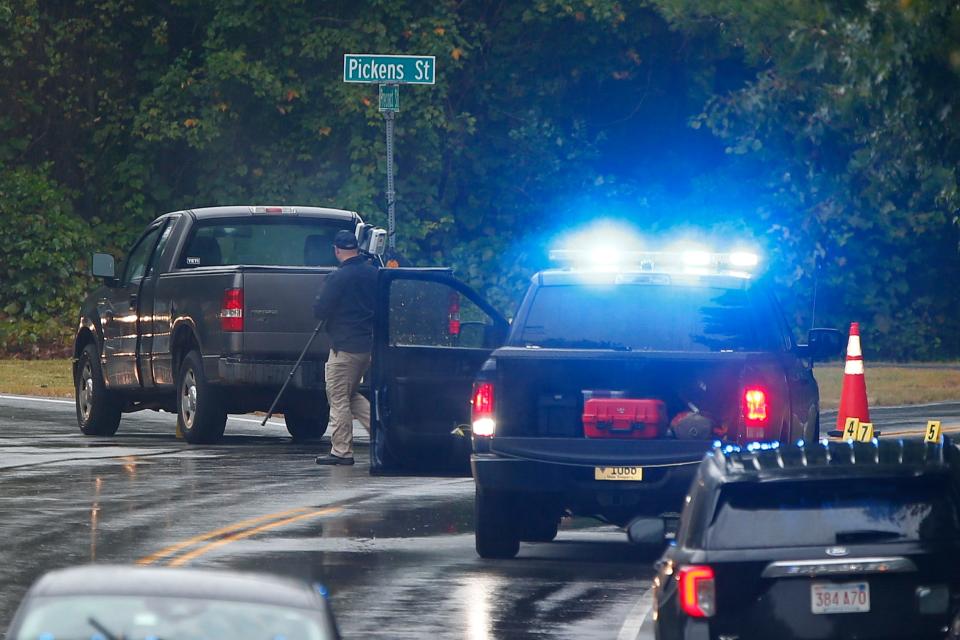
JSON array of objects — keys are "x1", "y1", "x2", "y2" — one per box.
[
  {"x1": 73, "y1": 205, "x2": 382, "y2": 443},
  {"x1": 370, "y1": 254, "x2": 842, "y2": 544},
  {"x1": 357, "y1": 255, "x2": 840, "y2": 542},
  {"x1": 461, "y1": 255, "x2": 843, "y2": 558}
]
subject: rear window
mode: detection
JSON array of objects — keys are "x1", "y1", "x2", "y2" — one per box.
[
  {"x1": 516, "y1": 284, "x2": 780, "y2": 352},
  {"x1": 180, "y1": 217, "x2": 353, "y2": 268},
  {"x1": 706, "y1": 476, "x2": 960, "y2": 549}
]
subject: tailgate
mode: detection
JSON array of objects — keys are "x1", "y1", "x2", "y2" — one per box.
[
  {"x1": 488, "y1": 437, "x2": 710, "y2": 466},
  {"x1": 241, "y1": 267, "x2": 333, "y2": 359},
  {"x1": 493, "y1": 348, "x2": 788, "y2": 440},
  {"x1": 710, "y1": 550, "x2": 956, "y2": 640}
]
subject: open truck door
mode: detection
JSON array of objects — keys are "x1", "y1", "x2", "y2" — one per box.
[{"x1": 371, "y1": 268, "x2": 509, "y2": 475}]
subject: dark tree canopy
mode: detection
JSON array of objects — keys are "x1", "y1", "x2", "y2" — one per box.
[{"x1": 1, "y1": 0, "x2": 957, "y2": 358}]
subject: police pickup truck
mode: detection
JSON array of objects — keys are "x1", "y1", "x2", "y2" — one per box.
[
  {"x1": 356, "y1": 248, "x2": 840, "y2": 547},
  {"x1": 73, "y1": 206, "x2": 384, "y2": 443},
  {"x1": 464, "y1": 249, "x2": 843, "y2": 558}
]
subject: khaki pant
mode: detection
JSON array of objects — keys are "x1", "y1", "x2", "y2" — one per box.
[{"x1": 325, "y1": 349, "x2": 371, "y2": 458}]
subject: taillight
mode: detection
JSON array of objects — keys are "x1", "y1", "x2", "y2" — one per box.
[
  {"x1": 221, "y1": 288, "x2": 244, "y2": 332},
  {"x1": 743, "y1": 386, "x2": 769, "y2": 426},
  {"x1": 471, "y1": 382, "x2": 495, "y2": 437},
  {"x1": 679, "y1": 565, "x2": 716, "y2": 618},
  {"x1": 448, "y1": 292, "x2": 461, "y2": 336}
]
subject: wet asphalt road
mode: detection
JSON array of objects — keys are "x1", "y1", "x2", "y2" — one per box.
[
  {"x1": 0, "y1": 395, "x2": 662, "y2": 639},
  {"x1": 2, "y1": 395, "x2": 958, "y2": 638}
]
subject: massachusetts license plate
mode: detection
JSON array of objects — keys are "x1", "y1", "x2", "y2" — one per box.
[
  {"x1": 594, "y1": 466, "x2": 643, "y2": 481},
  {"x1": 811, "y1": 582, "x2": 870, "y2": 614}
]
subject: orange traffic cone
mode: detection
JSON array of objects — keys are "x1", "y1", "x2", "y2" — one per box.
[{"x1": 836, "y1": 322, "x2": 870, "y2": 431}]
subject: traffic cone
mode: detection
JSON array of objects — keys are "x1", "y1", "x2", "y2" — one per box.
[{"x1": 835, "y1": 322, "x2": 870, "y2": 432}]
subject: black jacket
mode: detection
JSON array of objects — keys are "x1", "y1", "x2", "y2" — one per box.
[{"x1": 313, "y1": 256, "x2": 378, "y2": 353}]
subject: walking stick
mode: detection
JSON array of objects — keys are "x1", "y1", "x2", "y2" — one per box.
[{"x1": 261, "y1": 320, "x2": 325, "y2": 426}]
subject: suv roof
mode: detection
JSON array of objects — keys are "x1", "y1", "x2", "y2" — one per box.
[{"x1": 704, "y1": 438, "x2": 955, "y2": 484}]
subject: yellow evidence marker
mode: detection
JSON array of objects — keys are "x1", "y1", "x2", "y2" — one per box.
[
  {"x1": 842, "y1": 417, "x2": 860, "y2": 441},
  {"x1": 925, "y1": 420, "x2": 942, "y2": 443},
  {"x1": 856, "y1": 422, "x2": 875, "y2": 442}
]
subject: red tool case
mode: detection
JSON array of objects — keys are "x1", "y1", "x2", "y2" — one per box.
[{"x1": 582, "y1": 398, "x2": 667, "y2": 439}]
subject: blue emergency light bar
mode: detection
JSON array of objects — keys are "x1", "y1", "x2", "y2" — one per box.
[{"x1": 548, "y1": 249, "x2": 760, "y2": 276}]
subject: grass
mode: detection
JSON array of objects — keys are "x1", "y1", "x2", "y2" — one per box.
[
  {"x1": 815, "y1": 364, "x2": 960, "y2": 409},
  {"x1": 1, "y1": 359, "x2": 959, "y2": 409},
  {"x1": 0, "y1": 359, "x2": 73, "y2": 398}
]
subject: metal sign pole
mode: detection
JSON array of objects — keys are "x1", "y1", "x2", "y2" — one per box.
[{"x1": 385, "y1": 109, "x2": 396, "y2": 251}]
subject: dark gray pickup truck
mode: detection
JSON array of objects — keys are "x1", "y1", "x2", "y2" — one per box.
[{"x1": 73, "y1": 205, "x2": 381, "y2": 443}]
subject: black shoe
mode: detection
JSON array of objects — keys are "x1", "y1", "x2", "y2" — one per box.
[{"x1": 315, "y1": 454, "x2": 355, "y2": 466}]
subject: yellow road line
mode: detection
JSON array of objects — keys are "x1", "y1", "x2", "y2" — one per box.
[
  {"x1": 136, "y1": 506, "x2": 314, "y2": 565},
  {"x1": 168, "y1": 507, "x2": 340, "y2": 567}
]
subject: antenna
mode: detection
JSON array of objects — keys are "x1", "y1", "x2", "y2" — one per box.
[{"x1": 809, "y1": 254, "x2": 822, "y2": 331}]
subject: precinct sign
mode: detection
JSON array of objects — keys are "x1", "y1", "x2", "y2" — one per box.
[{"x1": 343, "y1": 54, "x2": 435, "y2": 85}]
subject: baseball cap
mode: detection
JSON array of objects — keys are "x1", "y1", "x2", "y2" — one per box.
[{"x1": 333, "y1": 230, "x2": 359, "y2": 250}]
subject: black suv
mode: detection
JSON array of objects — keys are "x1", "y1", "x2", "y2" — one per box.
[{"x1": 653, "y1": 438, "x2": 960, "y2": 640}]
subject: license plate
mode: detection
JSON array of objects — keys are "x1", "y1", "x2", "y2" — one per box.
[
  {"x1": 594, "y1": 466, "x2": 643, "y2": 481},
  {"x1": 811, "y1": 582, "x2": 870, "y2": 614}
]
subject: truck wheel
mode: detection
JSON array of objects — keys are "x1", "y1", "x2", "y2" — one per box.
[
  {"x1": 75, "y1": 343, "x2": 122, "y2": 436},
  {"x1": 176, "y1": 350, "x2": 227, "y2": 444},
  {"x1": 284, "y1": 402, "x2": 329, "y2": 441},
  {"x1": 475, "y1": 487, "x2": 520, "y2": 559},
  {"x1": 521, "y1": 515, "x2": 560, "y2": 543}
]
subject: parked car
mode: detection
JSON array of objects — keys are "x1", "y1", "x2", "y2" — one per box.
[
  {"x1": 652, "y1": 438, "x2": 960, "y2": 640},
  {"x1": 6, "y1": 565, "x2": 340, "y2": 639},
  {"x1": 74, "y1": 205, "x2": 383, "y2": 443}
]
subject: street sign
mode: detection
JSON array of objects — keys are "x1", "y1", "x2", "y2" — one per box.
[
  {"x1": 379, "y1": 84, "x2": 399, "y2": 112},
  {"x1": 343, "y1": 54, "x2": 435, "y2": 84}
]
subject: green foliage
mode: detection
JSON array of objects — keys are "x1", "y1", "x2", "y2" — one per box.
[
  {"x1": 0, "y1": 166, "x2": 92, "y2": 356},
  {"x1": 652, "y1": 0, "x2": 960, "y2": 358},
  {"x1": 1, "y1": 0, "x2": 958, "y2": 358}
]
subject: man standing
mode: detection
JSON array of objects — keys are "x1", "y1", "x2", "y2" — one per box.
[{"x1": 313, "y1": 230, "x2": 378, "y2": 465}]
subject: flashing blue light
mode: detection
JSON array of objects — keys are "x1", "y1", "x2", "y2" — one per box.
[
  {"x1": 771, "y1": 441, "x2": 780, "y2": 449},
  {"x1": 872, "y1": 438, "x2": 879, "y2": 445},
  {"x1": 796, "y1": 439, "x2": 805, "y2": 447},
  {"x1": 712, "y1": 440, "x2": 722, "y2": 448},
  {"x1": 314, "y1": 583, "x2": 329, "y2": 599}
]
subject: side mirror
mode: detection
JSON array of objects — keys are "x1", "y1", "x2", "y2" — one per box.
[
  {"x1": 91, "y1": 253, "x2": 117, "y2": 283},
  {"x1": 801, "y1": 327, "x2": 844, "y2": 361}
]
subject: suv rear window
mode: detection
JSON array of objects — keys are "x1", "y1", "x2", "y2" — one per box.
[
  {"x1": 180, "y1": 218, "x2": 353, "y2": 268},
  {"x1": 705, "y1": 476, "x2": 960, "y2": 549},
  {"x1": 517, "y1": 284, "x2": 779, "y2": 352}
]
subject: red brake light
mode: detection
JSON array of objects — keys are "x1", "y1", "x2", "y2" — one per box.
[
  {"x1": 221, "y1": 288, "x2": 244, "y2": 332},
  {"x1": 471, "y1": 382, "x2": 495, "y2": 437},
  {"x1": 743, "y1": 387, "x2": 768, "y2": 426},
  {"x1": 679, "y1": 565, "x2": 716, "y2": 618}
]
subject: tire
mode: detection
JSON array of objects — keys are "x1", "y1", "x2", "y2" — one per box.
[
  {"x1": 284, "y1": 401, "x2": 330, "y2": 441},
  {"x1": 475, "y1": 487, "x2": 520, "y2": 559},
  {"x1": 802, "y1": 407, "x2": 821, "y2": 443},
  {"x1": 74, "y1": 343, "x2": 122, "y2": 436},
  {"x1": 176, "y1": 350, "x2": 227, "y2": 444},
  {"x1": 521, "y1": 515, "x2": 560, "y2": 543}
]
